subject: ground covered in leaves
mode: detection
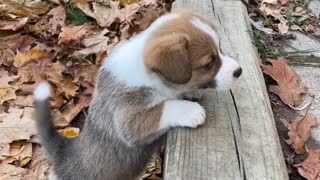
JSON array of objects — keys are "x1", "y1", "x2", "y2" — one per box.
[
  {"x1": 0, "y1": 0, "x2": 172, "y2": 179},
  {"x1": 249, "y1": 0, "x2": 320, "y2": 179}
]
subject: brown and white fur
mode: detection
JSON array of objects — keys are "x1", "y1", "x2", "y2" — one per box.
[{"x1": 34, "y1": 10, "x2": 242, "y2": 180}]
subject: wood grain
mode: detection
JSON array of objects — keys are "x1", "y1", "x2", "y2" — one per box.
[{"x1": 163, "y1": 0, "x2": 289, "y2": 179}]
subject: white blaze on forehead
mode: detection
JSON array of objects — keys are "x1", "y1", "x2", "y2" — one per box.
[{"x1": 190, "y1": 17, "x2": 219, "y2": 45}]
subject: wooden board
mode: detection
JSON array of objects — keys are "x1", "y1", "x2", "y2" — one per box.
[{"x1": 163, "y1": 0, "x2": 289, "y2": 179}]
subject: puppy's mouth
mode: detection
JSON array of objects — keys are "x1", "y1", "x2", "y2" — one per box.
[{"x1": 199, "y1": 80, "x2": 216, "y2": 89}]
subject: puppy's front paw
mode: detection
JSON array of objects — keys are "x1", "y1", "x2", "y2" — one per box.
[
  {"x1": 178, "y1": 102, "x2": 206, "y2": 128},
  {"x1": 160, "y1": 100, "x2": 206, "y2": 130}
]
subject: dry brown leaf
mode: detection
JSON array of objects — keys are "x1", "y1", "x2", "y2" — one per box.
[
  {"x1": 280, "y1": 0, "x2": 288, "y2": 5},
  {"x1": 139, "y1": 0, "x2": 158, "y2": 6},
  {"x1": 58, "y1": 24, "x2": 93, "y2": 45},
  {"x1": 27, "y1": 6, "x2": 66, "y2": 38},
  {"x1": 0, "y1": 69, "x2": 19, "y2": 86},
  {"x1": 0, "y1": 47, "x2": 15, "y2": 66},
  {"x1": 135, "y1": 7, "x2": 161, "y2": 31},
  {"x1": 259, "y1": 4, "x2": 287, "y2": 23},
  {"x1": 0, "y1": 86, "x2": 17, "y2": 104},
  {"x1": 47, "y1": 6, "x2": 66, "y2": 34},
  {"x1": 0, "y1": 0, "x2": 49, "y2": 19},
  {"x1": 278, "y1": 22, "x2": 289, "y2": 34},
  {"x1": 1, "y1": 141, "x2": 32, "y2": 168},
  {"x1": 285, "y1": 114, "x2": 317, "y2": 154},
  {"x1": 58, "y1": 127, "x2": 80, "y2": 138},
  {"x1": 0, "y1": 163, "x2": 27, "y2": 179},
  {"x1": 260, "y1": 58, "x2": 308, "y2": 107},
  {"x1": 118, "y1": 0, "x2": 140, "y2": 5},
  {"x1": 74, "y1": 0, "x2": 113, "y2": 27},
  {"x1": 13, "y1": 45, "x2": 51, "y2": 68},
  {"x1": 73, "y1": 29, "x2": 110, "y2": 57},
  {"x1": 43, "y1": 61, "x2": 79, "y2": 99},
  {"x1": 73, "y1": 64, "x2": 99, "y2": 85},
  {"x1": 295, "y1": 149, "x2": 320, "y2": 179},
  {"x1": 0, "y1": 34, "x2": 35, "y2": 66},
  {"x1": 21, "y1": 145, "x2": 50, "y2": 180},
  {"x1": 259, "y1": 3, "x2": 289, "y2": 34},
  {"x1": 12, "y1": 95, "x2": 34, "y2": 107},
  {"x1": 262, "y1": 0, "x2": 278, "y2": 5},
  {"x1": 50, "y1": 92, "x2": 65, "y2": 108},
  {"x1": 0, "y1": 107, "x2": 37, "y2": 147},
  {"x1": 0, "y1": 17, "x2": 28, "y2": 31},
  {"x1": 54, "y1": 96, "x2": 90, "y2": 127},
  {"x1": 57, "y1": 80, "x2": 79, "y2": 99}
]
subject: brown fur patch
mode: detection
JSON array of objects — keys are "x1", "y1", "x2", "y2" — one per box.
[{"x1": 144, "y1": 11, "x2": 222, "y2": 87}]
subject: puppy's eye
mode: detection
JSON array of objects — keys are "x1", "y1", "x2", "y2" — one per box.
[{"x1": 204, "y1": 56, "x2": 216, "y2": 70}]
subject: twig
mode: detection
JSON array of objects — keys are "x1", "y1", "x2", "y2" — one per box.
[{"x1": 291, "y1": 95, "x2": 315, "y2": 120}]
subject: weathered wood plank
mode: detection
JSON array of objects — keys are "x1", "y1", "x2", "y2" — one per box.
[{"x1": 164, "y1": 0, "x2": 289, "y2": 179}]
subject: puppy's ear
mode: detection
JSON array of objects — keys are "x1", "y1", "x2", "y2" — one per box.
[{"x1": 145, "y1": 33, "x2": 191, "y2": 84}]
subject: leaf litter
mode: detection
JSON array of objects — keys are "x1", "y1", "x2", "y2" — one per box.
[
  {"x1": 0, "y1": 0, "x2": 172, "y2": 179},
  {"x1": 252, "y1": 0, "x2": 320, "y2": 177},
  {"x1": 260, "y1": 57, "x2": 308, "y2": 107},
  {"x1": 260, "y1": 56, "x2": 320, "y2": 179}
]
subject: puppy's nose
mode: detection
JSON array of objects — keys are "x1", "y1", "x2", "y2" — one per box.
[{"x1": 233, "y1": 68, "x2": 242, "y2": 78}]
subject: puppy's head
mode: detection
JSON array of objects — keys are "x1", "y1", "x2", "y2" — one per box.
[{"x1": 144, "y1": 11, "x2": 242, "y2": 90}]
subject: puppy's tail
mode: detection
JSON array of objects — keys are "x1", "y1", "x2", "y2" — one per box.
[{"x1": 34, "y1": 82, "x2": 65, "y2": 159}]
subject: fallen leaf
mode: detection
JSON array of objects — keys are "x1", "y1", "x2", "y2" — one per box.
[
  {"x1": 285, "y1": 114, "x2": 317, "y2": 154},
  {"x1": 0, "y1": 69, "x2": 19, "y2": 86},
  {"x1": 1, "y1": 141, "x2": 32, "y2": 167},
  {"x1": 0, "y1": 34, "x2": 35, "y2": 66},
  {"x1": 58, "y1": 127, "x2": 80, "y2": 138},
  {"x1": 260, "y1": 58, "x2": 308, "y2": 107},
  {"x1": 13, "y1": 45, "x2": 51, "y2": 68},
  {"x1": 139, "y1": 0, "x2": 158, "y2": 6},
  {"x1": 135, "y1": 7, "x2": 161, "y2": 31},
  {"x1": 0, "y1": 17, "x2": 28, "y2": 31},
  {"x1": 262, "y1": 0, "x2": 278, "y2": 5},
  {"x1": 48, "y1": 6, "x2": 67, "y2": 33},
  {"x1": 21, "y1": 145, "x2": 50, "y2": 180},
  {"x1": 54, "y1": 96, "x2": 90, "y2": 127},
  {"x1": 0, "y1": 0, "x2": 49, "y2": 19},
  {"x1": 295, "y1": 149, "x2": 320, "y2": 179},
  {"x1": 15, "y1": 57, "x2": 52, "y2": 87},
  {"x1": 259, "y1": 4, "x2": 287, "y2": 23},
  {"x1": 0, "y1": 107, "x2": 37, "y2": 147},
  {"x1": 73, "y1": 64, "x2": 99, "y2": 85},
  {"x1": 304, "y1": 24, "x2": 316, "y2": 33},
  {"x1": 43, "y1": 61, "x2": 79, "y2": 99},
  {"x1": 0, "y1": 86, "x2": 17, "y2": 104},
  {"x1": 280, "y1": 0, "x2": 288, "y2": 5},
  {"x1": 278, "y1": 22, "x2": 289, "y2": 34},
  {"x1": 58, "y1": 24, "x2": 93, "y2": 45},
  {"x1": 27, "y1": 6, "x2": 66, "y2": 38},
  {"x1": 73, "y1": 29, "x2": 110, "y2": 57},
  {"x1": 0, "y1": 47, "x2": 15, "y2": 66},
  {"x1": 12, "y1": 95, "x2": 34, "y2": 107},
  {"x1": 119, "y1": 0, "x2": 140, "y2": 5},
  {"x1": 74, "y1": 0, "x2": 113, "y2": 27},
  {"x1": 56, "y1": 80, "x2": 79, "y2": 99},
  {"x1": 0, "y1": 163, "x2": 27, "y2": 179}
]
